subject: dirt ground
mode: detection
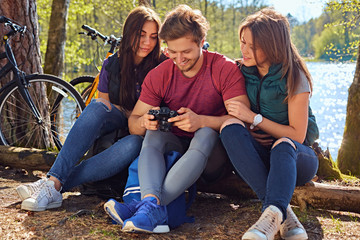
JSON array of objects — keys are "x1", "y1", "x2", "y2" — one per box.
[{"x1": 1, "y1": 165, "x2": 360, "y2": 240}]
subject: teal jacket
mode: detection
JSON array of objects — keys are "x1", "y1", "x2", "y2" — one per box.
[{"x1": 241, "y1": 64, "x2": 319, "y2": 146}]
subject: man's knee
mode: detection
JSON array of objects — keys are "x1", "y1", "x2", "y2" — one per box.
[
  {"x1": 142, "y1": 130, "x2": 165, "y2": 147},
  {"x1": 195, "y1": 127, "x2": 217, "y2": 139},
  {"x1": 272, "y1": 137, "x2": 296, "y2": 150},
  {"x1": 220, "y1": 118, "x2": 245, "y2": 133}
]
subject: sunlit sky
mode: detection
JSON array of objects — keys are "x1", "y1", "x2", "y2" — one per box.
[{"x1": 265, "y1": 0, "x2": 327, "y2": 22}]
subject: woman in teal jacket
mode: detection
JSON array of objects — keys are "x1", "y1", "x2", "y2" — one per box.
[{"x1": 220, "y1": 8, "x2": 319, "y2": 240}]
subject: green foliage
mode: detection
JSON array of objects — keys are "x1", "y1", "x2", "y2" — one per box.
[
  {"x1": 36, "y1": 0, "x2": 359, "y2": 77},
  {"x1": 37, "y1": 0, "x2": 269, "y2": 81},
  {"x1": 321, "y1": 0, "x2": 360, "y2": 61},
  {"x1": 37, "y1": 0, "x2": 52, "y2": 65},
  {"x1": 290, "y1": 0, "x2": 360, "y2": 62},
  {"x1": 312, "y1": 26, "x2": 345, "y2": 60}
]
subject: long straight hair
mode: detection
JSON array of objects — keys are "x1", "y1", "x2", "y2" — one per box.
[
  {"x1": 118, "y1": 6, "x2": 161, "y2": 111},
  {"x1": 239, "y1": 8, "x2": 313, "y2": 100}
]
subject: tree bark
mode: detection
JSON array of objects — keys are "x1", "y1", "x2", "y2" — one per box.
[
  {"x1": 337, "y1": 40, "x2": 360, "y2": 176},
  {"x1": 43, "y1": 0, "x2": 70, "y2": 78},
  {"x1": 0, "y1": 0, "x2": 42, "y2": 86}
]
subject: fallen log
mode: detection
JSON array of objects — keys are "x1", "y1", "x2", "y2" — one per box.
[
  {"x1": 197, "y1": 173, "x2": 360, "y2": 213},
  {"x1": 1, "y1": 145, "x2": 360, "y2": 214},
  {"x1": 0, "y1": 145, "x2": 56, "y2": 172}
]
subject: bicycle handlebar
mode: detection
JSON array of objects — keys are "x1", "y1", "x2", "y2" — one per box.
[
  {"x1": 0, "y1": 16, "x2": 11, "y2": 24},
  {"x1": 0, "y1": 16, "x2": 26, "y2": 37},
  {"x1": 80, "y1": 24, "x2": 121, "y2": 46}
]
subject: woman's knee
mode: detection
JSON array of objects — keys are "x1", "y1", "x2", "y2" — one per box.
[
  {"x1": 272, "y1": 137, "x2": 296, "y2": 150},
  {"x1": 95, "y1": 98, "x2": 112, "y2": 111},
  {"x1": 220, "y1": 118, "x2": 245, "y2": 133}
]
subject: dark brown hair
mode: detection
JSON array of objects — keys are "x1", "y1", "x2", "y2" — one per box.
[
  {"x1": 118, "y1": 6, "x2": 161, "y2": 111},
  {"x1": 159, "y1": 4, "x2": 209, "y2": 45},
  {"x1": 239, "y1": 7, "x2": 313, "y2": 99}
]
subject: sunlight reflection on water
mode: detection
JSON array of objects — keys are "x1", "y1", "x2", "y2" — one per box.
[{"x1": 309, "y1": 62, "x2": 356, "y2": 161}]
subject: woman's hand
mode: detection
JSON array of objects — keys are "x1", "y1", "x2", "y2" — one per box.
[
  {"x1": 249, "y1": 128, "x2": 274, "y2": 146},
  {"x1": 225, "y1": 100, "x2": 255, "y2": 124}
]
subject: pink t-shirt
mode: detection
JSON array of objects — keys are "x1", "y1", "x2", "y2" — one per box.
[{"x1": 140, "y1": 50, "x2": 246, "y2": 137}]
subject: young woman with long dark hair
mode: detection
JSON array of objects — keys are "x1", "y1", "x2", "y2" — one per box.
[{"x1": 17, "y1": 6, "x2": 163, "y2": 212}]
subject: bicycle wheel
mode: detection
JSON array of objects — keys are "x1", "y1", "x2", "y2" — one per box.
[
  {"x1": 0, "y1": 74, "x2": 85, "y2": 150},
  {"x1": 70, "y1": 76, "x2": 95, "y2": 103}
]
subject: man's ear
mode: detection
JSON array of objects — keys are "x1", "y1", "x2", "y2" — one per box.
[{"x1": 200, "y1": 38, "x2": 205, "y2": 47}]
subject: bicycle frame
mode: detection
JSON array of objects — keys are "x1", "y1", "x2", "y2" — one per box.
[
  {"x1": 0, "y1": 37, "x2": 43, "y2": 123},
  {"x1": 83, "y1": 51, "x2": 114, "y2": 106}
]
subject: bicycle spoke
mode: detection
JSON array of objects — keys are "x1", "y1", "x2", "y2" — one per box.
[{"x1": 0, "y1": 77, "x2": 84, "y2": 149}]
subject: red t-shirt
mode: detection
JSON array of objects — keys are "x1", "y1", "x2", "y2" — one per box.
[{"x1": 140, "y1": 50, "x2": 246, "y2": 137}]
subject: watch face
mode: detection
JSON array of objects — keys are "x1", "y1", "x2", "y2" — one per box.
[{"x1": 254, "y1": 114, "x2": 263, "y2": 125}]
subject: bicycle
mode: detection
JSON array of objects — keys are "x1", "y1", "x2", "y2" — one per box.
[
  {"x1": 70, "y1": 25, "x2": 121, "y2": 106},
  {"x1": 0, "y1": 16, "x2": 85, "y2": 150}
]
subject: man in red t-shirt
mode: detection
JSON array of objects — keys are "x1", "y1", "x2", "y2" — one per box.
[{"x1": 108, "y1": 5, "x2": 249, "y2": 233}]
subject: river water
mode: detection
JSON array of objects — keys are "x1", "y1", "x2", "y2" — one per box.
[{"x1": 308, "y1": 61, "x2": 356, "y2": 161}]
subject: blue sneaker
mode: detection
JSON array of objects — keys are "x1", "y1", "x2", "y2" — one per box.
[
  {"x1": 104, "y1": 198, "x2": 138, "y2": 225},
  {"x1": 122, "y1": 197, "x2": 169, "y2": 233}
]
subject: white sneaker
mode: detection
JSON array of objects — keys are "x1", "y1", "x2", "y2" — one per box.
[
  {"x1": 21, "y1": 180, "x2": 62, "y2": 211},
  {"x1": 242, "y1": 205, "x2": 283, "y2": 240},
  {"x1": 16, "y1": 178, "x2": 46, "y2": 201},
  {"x1": 280, "y1": 206, "x2": 308, "y2": 240}
]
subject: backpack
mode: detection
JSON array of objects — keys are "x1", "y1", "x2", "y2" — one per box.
[
  {"x1": 123, "y1": 151, "x2": 196, "y2": 229},
  {"x1": 80, "y1": 129, "x2": 129, "y2": 200}
]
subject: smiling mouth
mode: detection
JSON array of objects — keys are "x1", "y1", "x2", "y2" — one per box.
[{"x1": 178, "y1": 59, "x2": 189, "y2": 66}]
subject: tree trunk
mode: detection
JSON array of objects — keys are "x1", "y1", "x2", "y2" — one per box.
[
  {"x1": 0, "y1": 0, "x2": 42, "y2": 84},
  {"x1": 43, "y1": 0, "x2": 70, "y2": 78},
  {"x1": 139, "y1": 0, "x2": 151, "y2": 7},
  {"x1": 337, "y1": 41, "x2": 360, "y2": 176},
  {"x1": 0, "y1": 0, "x2": 54, "y2": 149}
]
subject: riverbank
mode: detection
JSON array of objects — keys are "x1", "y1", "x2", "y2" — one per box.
[{"x1": 1, "y1": 165, "x2": 360, "y2": 239}]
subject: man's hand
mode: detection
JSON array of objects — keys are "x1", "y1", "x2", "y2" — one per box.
[
  {"x1": 225, "y1": 100, "x2": 255, "y2": 123},
  {"x1": 141, "y1": 107, "x2": 160, "y2": 131},
  {"x1": 168, "y1": 107, "x2": 203, "y2": 132}
]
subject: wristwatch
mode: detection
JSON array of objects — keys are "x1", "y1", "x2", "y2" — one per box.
[{"x1": 250, "y1": 114, "x2": 263, "y2": 130}]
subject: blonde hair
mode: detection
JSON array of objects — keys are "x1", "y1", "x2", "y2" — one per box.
[{"x1": 239, "y1": 7, "x2": 312, "y2": 99}]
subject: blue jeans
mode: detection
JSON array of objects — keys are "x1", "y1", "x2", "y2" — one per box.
[
  {"x1": 47, "y1": 100, "x2": 143, "y2": 191},
  {"x1": 220, "y1": 124, "x2": 318, "y2": 219}
]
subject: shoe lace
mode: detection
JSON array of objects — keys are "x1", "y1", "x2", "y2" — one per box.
[
  {"x1": 28, "y1": 179, "x2": 45, "y2": 193},
  {"x1": 252, "y1": 208, "x2": 281, "y2": 237},
  {"x1": 282, "y1": 208, "x2": 303, "y2": 232},
  {"x1": 134, "y1": 199, "x2": 166, "y2": 225},
  {"x1": 31, "y1": 182, "x2": 53, "y2": 201}
]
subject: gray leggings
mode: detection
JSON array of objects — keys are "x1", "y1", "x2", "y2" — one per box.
[{"x1": 138, "y1": 127, "x2": 229, "y2": 205}]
